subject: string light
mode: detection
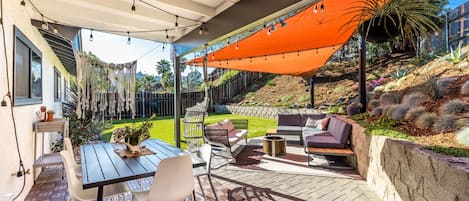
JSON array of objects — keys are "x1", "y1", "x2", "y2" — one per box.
[
  {"x1": 211, "y1": 54, "x2": 215, "y2": 60},
  {"x1": 267, "y1": 28, "x2": 271, "y2": 36},
  {"x1": 40, "y1": 15, "x2": 48, "y2": 30},
  {"x1": 53, "y1": 27, "x2": 59, "y2": 34},
  {"x1": 127, "y1": 32, "x2": 131, "y2": 45},
  {"x1": 20, "y1": 0, "x2": 25, "y2": 6},
  {"x1": 235, "y1": 43, "x2": 239, "y2": 50},
  {"x1": 199, "y1": 24, "x2": 204, "y2": 35},
  {"x1": 89, "y1": 29, "x2": 94, "y2": 42},
  {"x1": 165, "y1": 29, "x2": 169, "y2": 43},
  {"x1": 313, "y1": 5, "x2": 318, "y2": 13},
  {"x1": 280, "y1": 19, "x2": 287, "y2": 27},
  {"x1": 162, "y1": 44, "x2": 165, "y2": 51},
  {"x1": 320, "y1": 3, "x2": 325, "y2": 13},
  {"x1": 175, "y1": 15, "x2": 179, "y2": 30},
  {"x1": 131, "y1": 0, "x2": 136, "y2": 14}
]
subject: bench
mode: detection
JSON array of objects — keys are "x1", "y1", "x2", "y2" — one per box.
[
  {"x1": 204, "y1": 119, "x2": 248, "y2": 162},
  {"x1": 303, "y1": 115, "x2": 354, "y2": 167},
  {"x1": 276, "y1": 113, "x2": 326, "y2": 144}
]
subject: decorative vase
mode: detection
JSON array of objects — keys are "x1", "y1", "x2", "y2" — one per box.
[{"x1": 47, "y1": 113, "x2": 55, "y2": 121}]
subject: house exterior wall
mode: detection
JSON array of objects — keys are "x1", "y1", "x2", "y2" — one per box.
[{"x1": 0, "y1": 1, "x2": 72, "y2": 200}]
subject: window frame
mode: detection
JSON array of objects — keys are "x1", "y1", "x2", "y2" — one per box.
[
  {"x1": 13, "y1": 26, "x2": 43, "y2": 106},
  {"x1": 54, "y1": 67, "x2": 62, "y2": 102}
]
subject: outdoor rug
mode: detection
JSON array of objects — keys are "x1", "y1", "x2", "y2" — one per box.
[{"x1": 212, "y1": 137, "x2": 361, "y2": 179}]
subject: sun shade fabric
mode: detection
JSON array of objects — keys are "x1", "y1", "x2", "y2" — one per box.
[{"x1": 187, "y1": 0, "x2": 366, "y2": 77}]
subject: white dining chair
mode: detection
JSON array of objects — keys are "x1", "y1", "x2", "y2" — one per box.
[
  {"x1": 60, "y1": 151, "x2": 130, "y2": 201},
  {"x1": 132, "y1": 154, "x2": 195, "y2": 201},
  {"x1": 63, "y1": 137, "x2": 82, "y2": 178},
  {"x1": 193, "y1": 144, "x2": 218, "y2": 200}
]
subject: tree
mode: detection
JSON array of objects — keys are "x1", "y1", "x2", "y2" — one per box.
[
  {"x1": 186, "y1": 70, "x2": 202, "y2": 91},
  {"x1": 136, "y1": 75, "x2": 159, "y2": 91},
  {"x1": 155, "y1": 59, "x2": 174, "y2": 90}
]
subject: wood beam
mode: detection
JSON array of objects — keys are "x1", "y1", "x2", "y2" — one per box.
[{"x1": 152, "y1": 0, "x2": 216, "y2": 17}]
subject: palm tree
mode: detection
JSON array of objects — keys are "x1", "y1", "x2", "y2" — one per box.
[{"x1": 348, "y1": 0, "x2": 444, "y2": 52}]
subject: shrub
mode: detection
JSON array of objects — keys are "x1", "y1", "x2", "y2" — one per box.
[
  {"x1": 437, "y1": 77, "x2": 457, "y2": 95},
  {"x1": 379, "y1": 92, "x2": 401, "y2": 106},
  {"x1": 368, "y1": 99, "x2": 380, "y2": 110},
  {"x1": 414, "y1": 112, "x2": 437, "y2": 129},
  {"x1": 456, "y1": 127, "x2": 469, "y2": 146},
  {"x1": 374, "y1": 85, "x2": 385, "y2": 92},
  {"x1": 371, "y1": 107, "x2": 383, "y2": 116},
  {"x1": 456, "y1": 118, "x2": 469, "y2": 130},
  {"x1": 281, "y1": 95, "x2": 293, "y2": 102},
  {"x1": 384, "y1": 82, "x2": 398, "y2": 91},
  {"x1": 391, "y1": 105, "x2": 410, "y2": 120},
  {"x1": 417, "y1": 75, "x2": 440, "y2": 99},
  {"x1": 405, "y1": 106, "x2": 427, "y2": 122},
  {"x1": 461, "y1": 81, "x2": 469, "y2": 96},
  {"x1": 401, "y1": 92, "x2": 431, "y2": 107},
  {"x1": 440, "y1": 99, "x2": 467, "y2": 115},
  {"x1": 298, "y1": 94, "x2": 310, "y2": 102},
  {"x1": 347, "y1": 102, "x2": 363, "y2": 116},
  {"x1": 218, "y1": 70, "x2": 239, "y2": 85},
  {"x1": 328, "y1": 105, "x2": 346, "y2": 114},
  {"x1": 385, "y1": 104, "x2": 400, "y2": 117},
  {"x1": 433, "y1": 115, "x2": 457, "y2": 133},
  {"x1": 266, "y1": 80, "x2": 276, "y2": 86}
]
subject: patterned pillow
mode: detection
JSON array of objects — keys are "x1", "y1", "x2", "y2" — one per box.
[
  {"x1": 305, "y1": 117, "x2": 320, "y2": 128},
  {"x1": 316, "y1": 118, "x2": 330, "y2": 131}
]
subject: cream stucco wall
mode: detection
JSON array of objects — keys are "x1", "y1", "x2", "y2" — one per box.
[{"x1": 0, "y1": 1, "x2": 72, "y2": 200}]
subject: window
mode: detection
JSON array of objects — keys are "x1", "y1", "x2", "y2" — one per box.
[
  {"x1": 14, "y1": 26, "x2": 42, "y2": 106},
  {"x1": 64, "y1": 79, "x2": 68, "y2": 102},
  {"x1": 54, "y1": 68, "x2": 61, "y2": 102}
]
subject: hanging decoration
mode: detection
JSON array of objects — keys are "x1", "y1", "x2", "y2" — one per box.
[{"x1": 76, "y1": 53, "x2": 137, "y2": 120}]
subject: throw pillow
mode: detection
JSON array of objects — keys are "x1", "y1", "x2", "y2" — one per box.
[
  {"x1": 218, "y1": 119, "x2": 235, "y2": 132},
  {"x1": 305, "y1": 117, "x2": 320, "y2": 128},
  {"x1": 316, "y1": 118, "x2": 330, "y2": 131}
]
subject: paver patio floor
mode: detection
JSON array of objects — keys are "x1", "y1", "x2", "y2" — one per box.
[{"x1": 25, "y1": 165, "x2": 380, "y2": 201}]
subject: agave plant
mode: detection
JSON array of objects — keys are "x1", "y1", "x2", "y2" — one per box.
[
  {"x1": 346, "y1": 0, "x2": 443, "y2": 51},
  {"x1": 446, "y1": 42, "x2": 467, "y2": 67}
]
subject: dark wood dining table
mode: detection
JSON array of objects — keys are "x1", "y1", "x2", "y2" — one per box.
[{"x1": 80, "y1": 139, "x2": 206, "y2": 201}]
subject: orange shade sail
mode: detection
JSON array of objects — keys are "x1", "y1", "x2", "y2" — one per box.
[{"x1": 187, "y1": 0, "x2": 367, "y2": 77}]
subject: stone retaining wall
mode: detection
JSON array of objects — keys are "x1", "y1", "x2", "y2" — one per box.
[
  {"x1": 342, "y1": 117, "x2": 469, "y2": 201},
  {"x1": 214, "y1": 105, "x2": 322, "y2": 119}
]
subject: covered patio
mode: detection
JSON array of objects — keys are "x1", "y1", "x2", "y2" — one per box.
[{"x1": 0, "y1": 0, "x2": 423, "y2": 200}]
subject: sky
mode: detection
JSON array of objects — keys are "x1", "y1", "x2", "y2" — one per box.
[
  {"x1": 81, "y1": 0, "x2": 467, "y2": 76},
  {"x1": 82, "y1": 29, "x2": 170, "y2": 76}
]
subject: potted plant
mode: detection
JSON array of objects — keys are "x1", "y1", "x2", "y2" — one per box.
[
  {"x1": 47, "y1": 110, "x2": 55, "y2": 121},
  {"x1": 112, "y1": 120, "x2": 153, "y2": 156}
]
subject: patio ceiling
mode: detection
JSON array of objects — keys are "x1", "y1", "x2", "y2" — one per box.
[{"x1": 26, "y1": 0, "x2": 303, "y2": 48}]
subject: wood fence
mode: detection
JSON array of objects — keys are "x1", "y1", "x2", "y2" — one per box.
[{"x1": 104, "y1": 71, "x2": 266, "y2": 118}]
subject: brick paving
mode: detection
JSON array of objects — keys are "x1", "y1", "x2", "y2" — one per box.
[{"x1": 25, "y1": 166, "x2": 380, "y2": 201}]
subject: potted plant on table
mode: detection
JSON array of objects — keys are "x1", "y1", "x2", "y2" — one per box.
[
  {"x1": 112, "y1": 120, "x2": 153, "y2": 156},
  {"x1": 47, "y1": 110, "x2": 55, "y2": 121}
]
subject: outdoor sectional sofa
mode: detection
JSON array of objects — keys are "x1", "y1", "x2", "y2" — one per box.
[{"x1": 276, "y1": 113, "x2": 327, "y2": 144}]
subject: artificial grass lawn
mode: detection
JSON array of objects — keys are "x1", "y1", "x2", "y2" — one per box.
[{"x1": 102, "y1": 113, "x2": 277, "y2": 147}]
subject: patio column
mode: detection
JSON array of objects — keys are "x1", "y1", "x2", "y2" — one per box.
[
  {"x1": 359, "y1": 29, "x2": 367, "y2": 113},
  {"x1": 309, "y1": 76, "x2": 314, "y2": 108},
  {"x1": 174, "y1": 55, "x2": 182, "y2": 148}
]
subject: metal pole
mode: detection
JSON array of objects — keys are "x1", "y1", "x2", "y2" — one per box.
[
  {"x1": 359, "y1": 28, "x2": 367, "y2": 113},
  {"x1": 142, "y1": 90, "x2": 145, "y2": 118},
  {"x1": 174, "y1": 54, "x2": 182, "y2": 148},
  {"x1": 445, "y1": 10, "x2": 449, "y2": 53},
  {"x1": 309, "y1": 76, "x2": 314, "y2": 108}
]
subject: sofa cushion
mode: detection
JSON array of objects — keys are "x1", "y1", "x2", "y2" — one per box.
[
  {"x1": 277, "y1": 114, "x2": 301, "y2": 126},
  {"x1": 302, "y1": 127, "x2": 329, "y2": 142},
  {"x1": 228, "y1": 129, "x2": 247, "y2": 145},
  {"x1": 219, "y1": 119, "x2": 235, "y2": 132},
  {"x1": 305, "y1": 117, "x2": 321, "y2": 128},
  {"x1": 301, "y1": 114, "x2": 326, "y2": 126},
  {"x1": 277, "y1": 126, "x2": 302, "y2": 135},
  {"x1": 327, "y1": 117, "x2": 352, "y2": 144},
  {"x1": 305, "y1": 134, "x2": 345, "y2": 149},
  {"x1": 205, "y1": 124, "x2": 221, "y2": 130}
]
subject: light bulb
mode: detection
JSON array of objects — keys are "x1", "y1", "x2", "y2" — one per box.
[
  {"x1": 320, "y1": 4, "x2": 324, "y2": 13},
  {"x1": 313, "y1": 5, "x2": 318, "y2": 13},
  {"x1": 53, "y1": 28, "x2": 59, "y2": 34},
  {"x1": 175, "y1": 15, "x2": 179, "y2": 31},
  {"x1": 267, "y1": 28, "x2": 271, "y2": 36},
  {"x1": 235, "y1": 44, "x2": 239, "y2": 50},
  {"x1": 41, "y1": 22, "x2": 48, "y2": 30},
  {"x1": 127, "y1": 32, "x2": 131, "y2": 45},
  {"x1": 89, "y1": 30, "x2": 94, "y2": 42},
  {"x1": 131, "y1": 0, "x2": 136, "y2": 14},
  {"x1": 165, "y1": 29, "x2": 170, "y2": 43},
  {"x1": 20, "y1": 0, "x2": 25, "y2": 6}
]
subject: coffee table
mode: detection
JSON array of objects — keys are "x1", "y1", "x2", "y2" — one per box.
[{"x1": 263, "y1": 136, "x2": 286, "y2": 157}]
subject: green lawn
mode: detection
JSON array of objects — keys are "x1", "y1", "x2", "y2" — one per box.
[{"x1": 102, "y1": 113, "x2": 277, "y2": 146}]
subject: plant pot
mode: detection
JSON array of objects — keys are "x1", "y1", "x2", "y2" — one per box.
[
  {"x1": 47, "y1": 113, "x2": 55, "y2": 121},
  {"x1": 361, "y1": 14, "x2": 404, "y2": 43}
]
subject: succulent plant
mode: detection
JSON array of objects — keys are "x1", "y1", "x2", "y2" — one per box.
[
  {"x1": 379, "y1": 92, "x2": 401, "y2": 106},
  {"x1": 347, "y1": 101, "x2": 363, "y2": 116},
  {"x1": 456, "y1": 127, "x2": 469, "y2": 146},
  {"x1": 401, "y1": 92, "x2": 432, "y2": 107},
  {"x1": 433, "y1": 115, "x2": 457, "y2": 133},
  {"x1": 368, "y1": 99, "x2": 381, "y2": 110},
  {"x1": 371, "y1": 107, "x2": 383, "y2": 116},
  {"x1": 440, "y1": 99, "x2": 467, "y2": 115},
  {"x1": 417, "y1": 75, "x2": 440, "y2": 100},
  {"x1": 461, "y1": 81, "x2": 469, "y2": 96},
  {"x1": 405, "y1": 106, "x2": 427, "y2": 122},
  {"x1": 414, "y1": 112, "x2": 437, "y2": 129},
  {"x1": 391, "y1": 105, "x2": 410, "y2": 120}
]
